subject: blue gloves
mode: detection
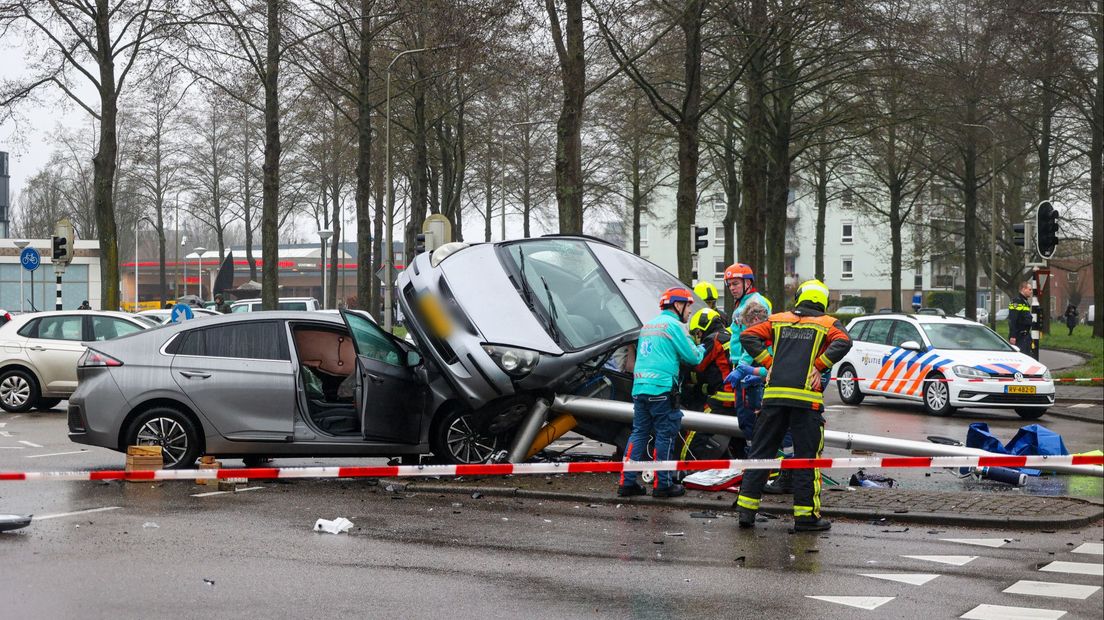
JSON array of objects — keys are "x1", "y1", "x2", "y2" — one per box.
[{"x1": 726, "y1": 364, "x2": 765, "y2": 389}]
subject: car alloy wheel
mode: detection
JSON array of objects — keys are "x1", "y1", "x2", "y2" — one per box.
[
  {"x1": 0, "y1": 369, "x2": 39, "y2": 413},
  {"x1": 129, "y1": 410, "x2": 200, "y2": 468},
  {"x1": 443, "y1": 412, "x2": 500, "y2": 464},
  {"x1": 923, "y1": 373, "x2": 954, "y2": 416},
  {"x1": 836, "y1": 364, "x2": 864, "y2": 405}
]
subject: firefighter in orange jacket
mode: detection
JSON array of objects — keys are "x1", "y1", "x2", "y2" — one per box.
[{"x1": 735, "y1": 279, "x2": 852, "y2": 532}]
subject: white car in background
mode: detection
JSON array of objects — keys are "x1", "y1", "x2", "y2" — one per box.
[
  {"x1": 832, "y1": 314, "x2": 1053, "y2": 419},
  {"x1": 230, "y1": 297, "x2": 321, "y2": 312},
  {"x1": 836, "y1": 305, "x2": 867, "y2": 315},
  {"x1": 955, "y1": 307, "x2": 990, "y2": 324},
  {"x1": 0, "y1": 311, "x2": 152, "y2": 412}
]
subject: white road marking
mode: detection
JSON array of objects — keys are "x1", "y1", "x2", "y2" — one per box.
[
  {"x1": 1072, "y1": 542, "x2": 1103, "y2": 555},
  {"x1": 18, "y1": 440, "x2": 43, "y2": 448},
  {"x1": 941, "y1": 538, "x2": 1009, "y2": 548},
  {"x1": 960, "y1": 604, "x2": 1066, "y2": 619},
  {"x1": 825, "y1": 405, "x2": 855, "y2": 410},
  {"x1": 1067, "y1": 403, "x2": 1093, "y2": 409},
  {"x1": 0, "y1": 430, "x2": 12, "y2": 437},
  {"x1": 805, "y1": 596, "x2": 894, "y2": 610},
  {"x1": 191, "y1": 486, "x2": 264, "y2": 498},
  {"x1": 9, "y1": 415, "x2": 21, "y2": 419},
  {"x1": 0, "y1": 446, "x2": 25, "y2": 449},
  {"x1": 33, "y1": 506, "x2": 121, "y2": 521},
  {"x1": 1003, "y1": 580, "x2": 1101, "y2": 600},
  {"x1": 860, "y1": 573, "x2": 940, "y2": 586},
  {"x1": 1038, "y1": 561, "x2": 1104, "y2": 577},
  {"x1": 902, "y1": 555, "x2": 978, "y2": 566},
  {"x1": 0, "y1": 421, "x2": 7, "y2": 427},
  {"x1": 25, "y1": 450, "x2": 87, "y2": 459}
]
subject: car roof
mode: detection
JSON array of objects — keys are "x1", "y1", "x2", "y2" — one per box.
[
  {"x1": 851, "y1": 313, "x2": 981, "y2": 326},
  {"x1": 5, "y1": 310, "x2": 144, "y2": 323},
  {"x1": 153, "y1": 310, "x2": 349, "y2": 332}
]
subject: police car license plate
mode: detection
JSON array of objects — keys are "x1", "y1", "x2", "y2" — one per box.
[{"x1": 1005, "y1": 385, "x2": 1036, "y2": 394}]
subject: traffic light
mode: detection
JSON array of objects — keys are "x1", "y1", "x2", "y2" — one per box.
[
  {"x1": 414, "y1": 233, "x2": 428, "y2": 255},
  {"x1": 1012, "y1": 222, "x2": 1026, "y2": 247},
  {"x1": 1035, "y1": 200, "x2": 1060, "y2": 259},
  {"x1": 52, "y1": 235, "x2": 68, "y2": 261},
  {"x1": 694, "y1": 226, "x2": 708, "y2": 251}
]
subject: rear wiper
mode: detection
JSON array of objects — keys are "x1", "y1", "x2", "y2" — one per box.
[{"x1": 540, "y1": 276, "x2": 562, "y2": 344}]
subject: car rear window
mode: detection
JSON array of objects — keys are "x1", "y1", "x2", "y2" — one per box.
[
  {"x1": 861, "y1": 319, "x2": 893, "y2": 345},
  {"x1": 175, "y1": 321, "x2": 289, "y2": 360},
  {"x1": 278, "y1": 301, "x2": 308, "y2": 311}
]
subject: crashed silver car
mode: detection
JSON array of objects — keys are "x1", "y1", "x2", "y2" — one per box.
[{"x1": 397, "y1": 235, "x2": 698, "y2": 462}]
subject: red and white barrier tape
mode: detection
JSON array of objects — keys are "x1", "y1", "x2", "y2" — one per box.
[
  {"x1": 1, "y1": 454, "x2": 1101, "y2": 483},
  {"x1": 828, "y1": 377, "x2": 1103, "y2": 383}
]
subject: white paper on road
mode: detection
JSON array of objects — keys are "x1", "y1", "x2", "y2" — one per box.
[
  {"x1": 941, "y1": 538, "x2": 1010, "y2": 548},
  {"x1": 1038, "y1": 561, "x2": 1104, "y2": 576},
  {"x1": 860, "y1": 573, "x2": 940, "y2": 586},
  {"x1": 902, "y1": 555, "x2": 978, "y2": 566},
  {"x1": 1003, "y1": 580, "x2": 1101, "y2": 600},
  {"x1": 34, "y1": 506, "x2": 121, "y2": 521},
  {"x1": 1071, "y1": 542, "x2": 1103, "y2": 555},
  {"x1": 805, "y1": 596, "x2": 895, "y2": 610},
  {"x1": 314, "y1": 517, "x2": 354, "y2": 534},
  {"x1": 960, "y1": 603, "x2": 1067, "y2": 620}
]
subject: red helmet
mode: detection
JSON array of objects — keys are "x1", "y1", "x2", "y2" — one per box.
[
  {"x1": 724, "y1": 263, "x2": 755, "y2": 282},
  {"x1": 659, "y1": 287, "x2": 694, "y2": 309}
]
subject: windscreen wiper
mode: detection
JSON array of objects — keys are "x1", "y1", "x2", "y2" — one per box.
[
  {"x1": 540, "y1": 276, "x2": 562, "y2": 344},
  {"x1": 517, "y1": 246, "x2": 535, "y2": 308}
]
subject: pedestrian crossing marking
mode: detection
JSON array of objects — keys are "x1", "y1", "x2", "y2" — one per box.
[
  {"x1": 1003, "y1": 580, "x2": 1100, "y2": 600},
  {"x1": 860, "y1": 573, "x2": 940, "y2": 586},
  {"x1": 1071, "y1": 542, "x2": 1103, "y2": 556},
  {"x1": 1038, "y1": 561, "x2": 1103, "y2": 577},
  {"x1": 902, "y1": 555, "x2": 978, "y2": 566},
  {"x1": 960, "y1": 604, "x2": 1066, "y2": 619},
  {"x1": 941, "y1": 538, "x2": 1009, "y2": 548},
  {"x1": 805, "y1": 595, "x2": 895, "y2": 610}
]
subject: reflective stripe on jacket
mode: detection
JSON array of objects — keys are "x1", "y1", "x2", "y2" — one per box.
[
  {"x1": 1008, "y1": 294, "x2": 1032, "y2": 337},
  {"x1": 739, "y1": 303, "x2": 852, "y2": 411},
  {"x1": 633, "y1": 310, "x2": 706, "y2": 397}
]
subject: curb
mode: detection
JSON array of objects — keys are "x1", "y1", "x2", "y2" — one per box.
[
  {"x1": 395, "y1": 481, "x2": 1103, "y2": 530},
  {"x1": 1045, "y1": 408, "x2": 1103, "y2": 424}
]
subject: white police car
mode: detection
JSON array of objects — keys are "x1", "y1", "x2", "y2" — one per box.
[{"x1": 832, "y1": 313, "x2": 1054, "y2": 418}]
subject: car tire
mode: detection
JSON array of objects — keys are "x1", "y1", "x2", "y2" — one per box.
[
  {"x1": 431, "y1": 407, "x2": 502, "y2": 465},
  {"x1": 836, "y1": 364, "x2": 865, "y2": 405},
  {"x1": 1015, "y1": 408, "x2": 1046, "y2": 420},
  {"x1": 242, "y1": 455, "x2": 272, "y2": 467},
  {"x1": 922, "y1": 372, "x2": 955, "y2": 417},
  {"x1": 0, "y1": 368, "x2": 40, "y2": 413},
  {"x1": 35, "y1": 398, "x2": 63, "y2": 411},
  {"x1": 126, "y1": 407, "x2": 202, "y2": 469}
]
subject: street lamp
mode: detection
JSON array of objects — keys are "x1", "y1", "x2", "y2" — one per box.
[
  {"x1": 180, "y1": 235, "x2": 188, "y2": 299},
  {"x1": 384, "y1": 44, "x2": 456, "y2": 331},
  {"x1": 959, "y1": 122, "x2": 998, "y2": 329},
  {"x1": 193, "y1": 247, "x2": 207, "y2": 301},
  {"x1": 318, "y1": 229, "x2": 333, "y2": 309}
]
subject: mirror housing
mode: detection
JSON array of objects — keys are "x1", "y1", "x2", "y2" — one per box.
[
  {"x1": 406, "y1": 350, "x2": 422, "y2": 367},
  {"x1": 900, "y1": 340, "x2": 923, "y2": 351}
]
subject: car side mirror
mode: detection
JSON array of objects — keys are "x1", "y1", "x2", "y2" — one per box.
[
  {"x1": 406, "y1": 350, "x2": 422, "y2": 367},
  {"x1": 900, "y1": 340, "x2": 922, "y2": 351}
]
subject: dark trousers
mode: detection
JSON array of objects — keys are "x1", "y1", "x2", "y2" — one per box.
[
  {"x1": 736, "y1": 405, "x2": 825, "y2": 518},
  {"x1": 621, "y1": 393, "x2": 683, "y2": 488}
]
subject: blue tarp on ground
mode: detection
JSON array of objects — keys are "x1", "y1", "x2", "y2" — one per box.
[{"x1": 966, "y1": 423, "x2": 1070, "y2": 476}]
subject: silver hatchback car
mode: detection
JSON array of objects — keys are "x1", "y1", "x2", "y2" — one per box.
[{"x1": 69, "y1": 311, "x2": 454, "y2": 467}]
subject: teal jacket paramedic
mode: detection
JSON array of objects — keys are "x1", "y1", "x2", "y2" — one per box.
[
  {"x1": 729, "y1": 291, "x2": 772, "y2": 367},
  {"x1": 632, "y1": 309, "x2": 706, "y2": 397}
]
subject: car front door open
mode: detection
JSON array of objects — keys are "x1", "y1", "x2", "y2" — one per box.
[{"x1": 340, "y1": 310, "x2": 423, "y2": 443}]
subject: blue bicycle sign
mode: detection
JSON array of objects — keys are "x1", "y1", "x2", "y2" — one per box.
[{"x1": 20, "y1": 247, "x2": 41, "y2": 272}]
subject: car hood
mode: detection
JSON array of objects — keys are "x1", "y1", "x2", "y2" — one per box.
[{"x1": 941, "y1": 349, "x2": 1049, "y2": 375}]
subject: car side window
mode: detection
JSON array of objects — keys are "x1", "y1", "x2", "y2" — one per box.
[
  {"x1": 344, "y1": 312, "x2": 403, "y2": 367},
  {"x1": 850, "y1": 321, "x2": 870, "y2": 341},
  {"x1": 176, "y1": 322, "x2": 289, "y2": 361},
  {"x1": 35, "y1": 316, "x2": 84, "y2": 341},
  {"x1": 92, "y1": 317, "x2": 143, "y2": 341},
  {"x1": 17, "y1": 319, "x2": 40, "y2": 338},
  {"x1": 231, "y1": 304, "x2": 250, "y2": 313},
  {"x1": 862, "y1": 320, "x2": 892, "y2": 345},
  {"x1": 889, "y1": 321, "x2": 923, "y2": 348}
]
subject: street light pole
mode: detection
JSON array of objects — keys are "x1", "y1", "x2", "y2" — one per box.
[
  {"x1": 14, "y1": 240, "x2": 29, "y2": 313},
  {"x1": 960, "y1": 122, "x2": 998, "y2": 329},
  {"x1": 181, "y1": 235, "x2": 188, "y2": 299},
  {"x1": 318, "y1": 229, "x2": 333, "y2": 309},
  {"x1": 193, "y1": 247, "x2": 207, "y2": 300}
]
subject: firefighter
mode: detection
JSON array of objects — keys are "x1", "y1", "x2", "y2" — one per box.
[
  {"x1": 618, "y1": 287, "x2": 705, "y2": 498},
  {"x1": 735, "y1": 279, "x2": 853, "y2": 532},
  {"x1": 1008, "y1": 281, "x2": 1034, "y2": 358},
  {"x1": 694, "y1": 281, "x2": 729, "y2": 325}
]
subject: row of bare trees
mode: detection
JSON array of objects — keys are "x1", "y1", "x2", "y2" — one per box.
[{"x1": 1, "y1": 0, "x2": 1100, "y2": 336}]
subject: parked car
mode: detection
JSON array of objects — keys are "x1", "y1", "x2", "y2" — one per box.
[
  {"x1": 0, "y1": 311, "x2": 152, "y2": 413},
  {"x1": 836, "y1": 305, "x2": 867, "y2": 315},
  {"x1": 955, "y1": 307, "x2": 990, "y2": 324},
  {"x1": 995, "y1": 308, "x2": 1009, "y2": 322},
  {"x1": 832, "y1": 314, "x2": 1053, "y2": 419},
  {"x1": 876, "y1": 308, "x2": 895, "y2": 314},
  {"x1": 231, "y1": 297, "x2": 321, "y2": 312},
  {"x1": 916, "y1": 307, "x2": 946, "y2": 317},
  {"x1": 137, "y1": 308, "x2": 220, "y2": 324},
  {"x1": 70, "y1": 311, "x2": 449, "y2": 467}
]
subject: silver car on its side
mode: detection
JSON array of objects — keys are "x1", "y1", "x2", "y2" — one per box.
[{"x1": 69, "y1": 311, "x2": 453, "y2": 467}]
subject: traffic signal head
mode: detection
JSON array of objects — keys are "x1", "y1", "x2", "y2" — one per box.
[
  {"x1": 414, "y1": 233, "x2": 428, "y2": 255},
  {"x1": 52, "y1": 235, "x2": 68, "y2": 261},
  {"x1": 694, "y1": 226, "x2": 708, "y2": 251},
  {"x1": 1035, "y1": 201, "x2": 1060, "y2": 259},
  {"x1": 1012, "y1": 222, "x2": 1026, "y2": 247}
]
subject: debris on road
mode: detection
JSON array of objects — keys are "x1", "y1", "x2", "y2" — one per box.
[
  {"x1": 690, "y1": 511, "x2": 719, "y2": 519},
  {"x1": 142, "y1": 522, "x2": 159, "y2": 529},
  {"x1": 1, "y1": 514, "x2": 32, "y2": 532},
  {"x1": 314, "y1": 517, "x2": 354, "y2": 534}
]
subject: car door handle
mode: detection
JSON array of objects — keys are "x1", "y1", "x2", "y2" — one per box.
[
  {"x1": 179, "y1": 371, "x2": 212, "y2": 379},
  {"x1": 28, "y1": 345, "x2": 46, "y2": 351},
  {"x1": 365, "y1": 373, "x2": 384, "y2": 384}
]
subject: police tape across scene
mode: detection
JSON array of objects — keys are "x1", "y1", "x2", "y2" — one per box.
[{"x1": 2, "y1": 454, "x2": 1101, "y2": 483}]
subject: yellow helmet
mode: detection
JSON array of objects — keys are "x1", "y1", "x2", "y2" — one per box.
[
  {"x1": 795, "y1": 279, "x2": 829, "y2": 309},
  {"x1": 693, "y1": 281, "x2": 719, "y2": 302},
  {"x1": 689, "y1": 308, "x2": 720, "y2": 333}
]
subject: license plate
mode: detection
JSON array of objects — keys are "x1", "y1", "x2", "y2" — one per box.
[
  {"x1": 1006, "y1": 385, "x2": 1036, "y2": 394},
  {"x1": 418, "y1": 295, "x2": 453, "y2": 338}
]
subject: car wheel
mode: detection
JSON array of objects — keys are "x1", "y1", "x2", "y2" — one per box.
[
  {"x1": 431, "y1": 408, "x2": 502, "y2": 465},
  {"x1": 126, "y1": 407, "x2": 202, "y2": 469},
  {"x1": 922, "y1": 373, "x2": 955, "y2": 417},
  {"x1": 0, "y1": 368, "x2": 40, "y2": 413},
  {"x1": 1015, "y1": 408, "x2": 1046, "y2": 420},
  {"x1": 35, "y1": 398, "x2": 63, "y2": 411},
  {"x1": 836, "y1": 364, "x2": 865, "y2": 405}
]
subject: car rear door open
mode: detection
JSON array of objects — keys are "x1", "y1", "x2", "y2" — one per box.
[{"x1": 340, "y1": 310, "x2": 424, "y2": 443}]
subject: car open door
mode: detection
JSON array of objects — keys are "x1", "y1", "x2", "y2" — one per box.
[{"x1": 340, "y1": 310, "x2": 424, "y2": 443}]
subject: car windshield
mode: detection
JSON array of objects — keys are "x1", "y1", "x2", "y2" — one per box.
[
  {"x1": 278, "y1": 301, "x2": 308, "y2": 311},
  {"x1": 504, "y1": 239, "x2": 639, "y2": 350},
  {"x1": 921, "y1": 323, "x2": 1012, "y2": 351}
]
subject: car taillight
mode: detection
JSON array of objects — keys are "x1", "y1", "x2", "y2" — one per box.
[{"x1": 79, "y1": 349, "x2": 123, "y2": 367}]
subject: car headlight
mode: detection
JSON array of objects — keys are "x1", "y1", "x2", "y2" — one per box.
[
  {"x1": 952, "y1": 365, "x2": 989, "y2": 379},
  {"x1": 481, "y1": 344, "x2": 539, "y2": 378},
  {"x1": 430, "y1": 242, "x2": 470, "y2": 267},
  {"x1": 1042, "y1": 369, "x2": 1051, "y2": 381}
]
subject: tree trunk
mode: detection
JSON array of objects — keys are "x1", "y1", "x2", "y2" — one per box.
[
  {"x1": 260, "y1": 0, "x2": 282, "y2": 310},
  {"x1": 1092, "y1": 14, "x2": 1103, "y2": 339},
  {"x1": 547, "y1": 0, "x2": 585, "y2": 233},
  {"x1": 739, "y1": 0, "x2": 768, "y2": 283},
  {"x1": 722, "y1": 112, "x2": 739, "y2": 311},
  {"x1": 355, "y1": 0, "x2": 373, "y2": 311},
  {"x1": 1038, "y1": 49, "x2": 1055, "y2": 334},
  {"x1": 814, "y1": 158, "x2": 827, "y2": 281},
  {"x1": 407, "y1": 74, "x2": 429, "y2": 261},
  {"x1": 371, "y1": 114, "x2": 385, "y2": 318},
  {"x1": 889, "y1": 189, "x2": 903, "y2": 312},
  {"x1": 964, "y1": 139, "x2": 978, "y2": 321},
  {"x1": 93, "y1": 3, "x2": 120, "y2": 311},
  {"x1": 329, "y1": 181, "x2": 340, "y2": 308},
  {"x1": 673, "y1": 1, "x2": 703, "y2": 284}
]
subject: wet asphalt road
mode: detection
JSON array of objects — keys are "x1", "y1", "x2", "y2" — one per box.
[{"x1": 1, "y1": 397, "x2": 1102, "y2": 618}]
